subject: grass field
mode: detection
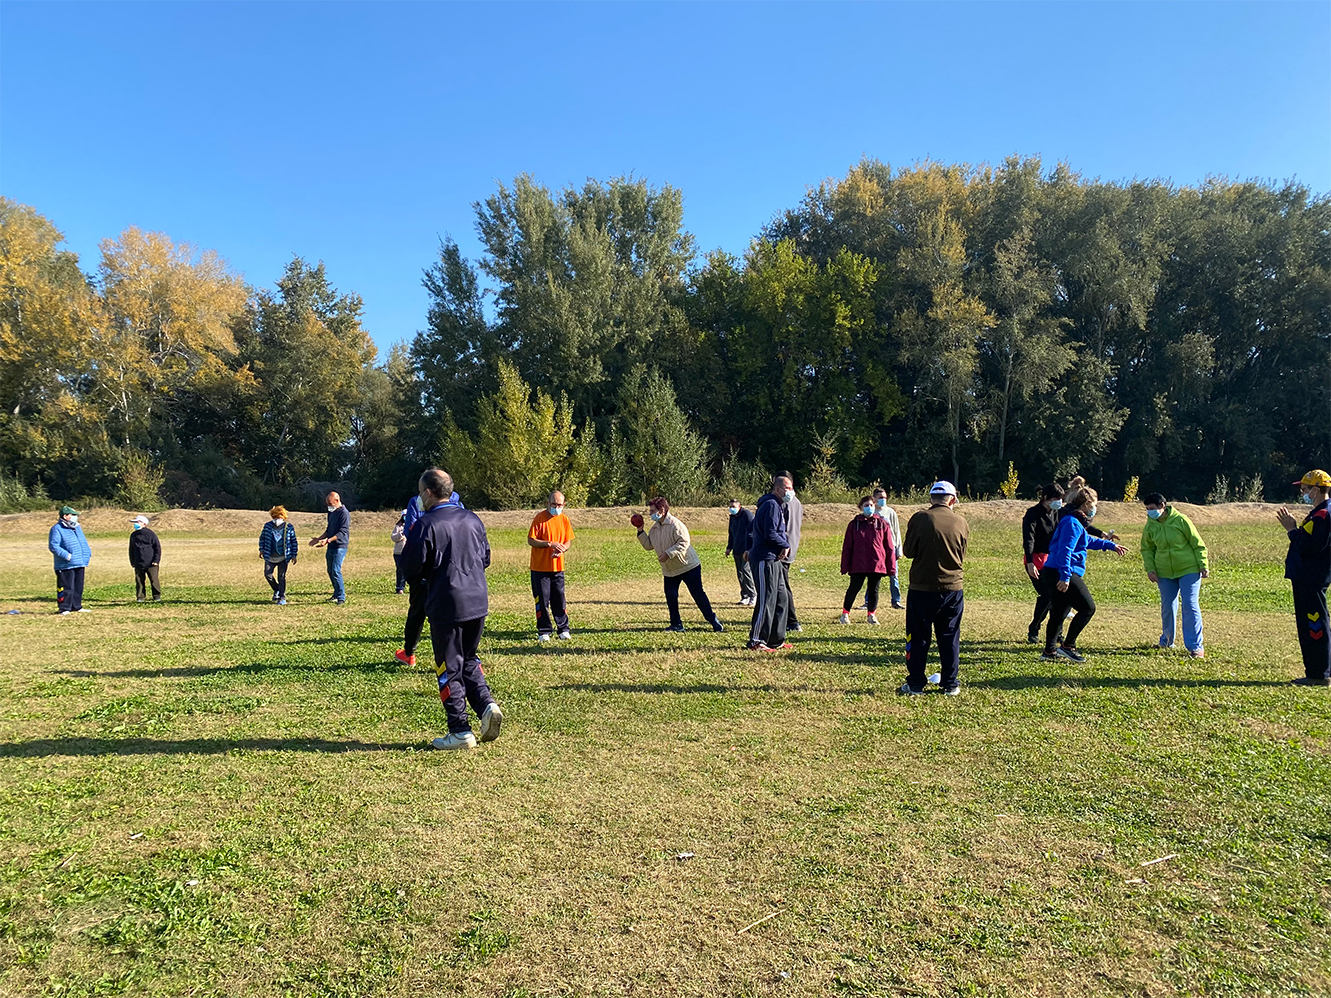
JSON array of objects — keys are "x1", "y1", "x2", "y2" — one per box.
[{"x1": 0, "y1": 505, "x2": 1328, "y2": 997}]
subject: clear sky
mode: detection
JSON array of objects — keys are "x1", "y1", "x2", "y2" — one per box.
[{"x1": 3, "y1": 1, "x2": 1328, "y2": 355}]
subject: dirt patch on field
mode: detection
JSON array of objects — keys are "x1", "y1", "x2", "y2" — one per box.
[{"x1": 0, "y1": 499, "x2": 1288, "y2": 537}]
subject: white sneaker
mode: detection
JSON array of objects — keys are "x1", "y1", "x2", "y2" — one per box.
[
  {"x1": 76, "y1": 608, "x2": 90, "y2": 613},
  {"x1": 58, "y1": 610, "x2": 71, "y2": 616},
  {"x1": 838, "y1": 611, "x2": 850, "y2": 624},
  {"x1": 557, "y1": 630, "x2": 571, "y2": 641},
  {"x1": 479, "y1": 703, "x2": 504, "y2": 743},
  {"x1": 866, "y1": 612, "x2": 879, "y2": 625},
  {"x1": 431, "y1": 731, "x2": 477, "y2": 751},
  {"x1": 537, "y1": 633, "x2": 552, "y2": 643}
]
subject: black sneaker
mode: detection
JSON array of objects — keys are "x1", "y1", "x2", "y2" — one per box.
[
  {"x1": 1039, "y1": 649, "x2": 1060, "y2": 662},
  {"x1": 789, "y1": 623, "x2": 803, "y2": 633},
  {"x1": 665, "y1": 624, "x2": 685, "y2": 633},
  {"x1": 1055, "y1": 645, "x2": 1086, "y2": 663},
  {"x1": 1291, "y1": 676, "x2": 1331, "y2": 688},
  {"x1": 1027, "y1": 630, "x2": 1041, "y2": 644},
  {"x1": 711, "y1": 619, "x2": 725, "y2": 633}
]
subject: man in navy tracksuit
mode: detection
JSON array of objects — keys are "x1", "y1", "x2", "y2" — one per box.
[
  {"x1": 900, "y1": 481, "x2": 969, "y2": 695},
  {"x1": 1280, "y1": 470, "x2": 1331, "y2": 687},
  {"x1": 401, "y1": 468, "x2": 502, "y2": 749},
  {"x1": 746, "y1": 477, "x2": 792, "y2": 651}
]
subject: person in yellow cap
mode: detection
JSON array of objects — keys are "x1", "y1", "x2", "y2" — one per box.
[{"x1": 1276, "y1": 470, "x2": 1331, "y2": 687}]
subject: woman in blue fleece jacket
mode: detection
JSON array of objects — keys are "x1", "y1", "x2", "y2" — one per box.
[{"x1": 1037, "y1": 487, "x2": 1127, "y2": 663}]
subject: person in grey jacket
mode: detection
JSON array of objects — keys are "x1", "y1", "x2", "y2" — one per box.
[
  {"x1": 49, "y1": 505, "x2": 92, "y2": 614},
  {"x1": 777, "y1": 470, "x2": 804, "y2": 632}
]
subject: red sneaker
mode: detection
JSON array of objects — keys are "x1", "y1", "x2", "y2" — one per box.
[
  {"x1": 779, "y1": 642, "x2": 794, "y2": 650},
  {"x1": 394, "y1": 649, "x2": 416, "y2": 666}
]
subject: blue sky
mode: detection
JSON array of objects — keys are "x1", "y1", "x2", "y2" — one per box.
[{"x1": 3, "y1": 1, "x2": 1328, "y2": 355}]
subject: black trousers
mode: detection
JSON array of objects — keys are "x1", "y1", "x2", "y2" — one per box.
[
  {"x1": 782, "y1": 562, "x2": 799, "y2": 628},
  {"x1": 428, "y1": 615, "x2": 495, "y2": 734},
  {"x1": 843, "y1": 573, "x2": 884, "y2": 612},
  {"x1": 748, "y1": 559, "x2": 789, "y2": 647},
  {"x1": 531, "y1": 570, "x2": 569, "y2": 635},
  {"x1": 263, "y1": 560, "x2": 289, "y2": 598},
  {"x1": 404, "y1": 579, "x2": 427, "y2": 655},
  {"x1": 1027, "y1": 569, "x2": 1053, "y2": 637},
  {"x1": 134, "y1": 564, "x2": 161, "y2": 600},
  {"x1": 55, "y1": 567, "x2": 85, "y2": 612},
  {"x1": 393, "y1": 553, "x2": 406, "y2": 592},
  {"x1": 732, "y1": 552, "x2": 756, "y2": 600},
  {"x1": 905, "y1": 589, "x2": 964, "y2": 691},
  {"x1": 1292, "y1": 582, "x2": 1330, "y2": 681},
  {"x1": 1041, "y1": 569, "x2": 1095, "y2": 651},
  {"x1": 664, "y1": 565, "x2": 717, "y2": 627}
]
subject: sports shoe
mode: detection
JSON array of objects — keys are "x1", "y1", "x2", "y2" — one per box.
[
  {"x1": 896, "y1": 683, "x2": 924, "y2": 697},
  {"x1": 537, "y1": 633, "x2": 552, "y2": 643},
  {"x1": 859, "y1": 600, "x2": 869, "y2": 609},
  {"x1": 395, "y1": 649, "x2": 416, "y2": 667},
  {"x1": 1039, "y1": 650, "x2": 1060, "y2": 662},
  {"x1": 941, "y1": 686, "x2": 960, "y2": 697},
  {"x1": 479, "y1": 703, "x2": 503, "y2": 743},
  {"x1": 431, "y1": 731, "x2": 477, "y2": 751},
  {"x1": 1189, "y1": 648, "x2": 1205, "y2": 659},
  {"x1": 838, "y1": 611, "x2": 850, "y2": 624},
  {"x1": 1055, "y1": 645, "x2": 1086, "y2": 664},
  {"x1": 1291, "y1": 676, "x2": 1331, "y2": 687},
  {"x1": 789, "y1": 623, "x2": 803, "y2": 633},
  {"x1": 1027, "y1": 630, "x2": 1040, "y2": 644},
  {"x1": 778, "y1": 642, "x2": 794, "y2": 650},
  {"x1": 76, "y1": 608, "x2": 90, "y2": 613},
  {"x1": 866, "y1": 612, "x2": 879, "y2": 626},
  {"x1": 737, "y1": 597, "x2": 749, "y2": 605},
  {"x1": 711, "y1": 620, "x2": 725, "y2": 633},
  {"x1": 557, "y1": 630, "x2": 572, "y2": 641},
  {"x1": 665, "y1": 624, "x2": 685, "y2": 633},
  {"x1": 271, "y1": 593, "x2": 281, "y2": 602},
  {"x1": 395, "y1": 589, "x2": 405, "y2": 595},
  {"x1": 136, "y1": 597, "x2": 145, "y2": 603},
  {"x1": 746, "y1": 640, "x2": 773, "y2": 652},
  {"x1": 891, "y1": 602, "x2": 904, "y2": 610},
  {"x1": 58, "y1": 610, "x2": 71, "y2": 616}
]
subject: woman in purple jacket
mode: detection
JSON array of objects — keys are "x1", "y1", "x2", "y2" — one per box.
[{"x1": 839, "y1": 496, "x2": 897, "y2": 625}]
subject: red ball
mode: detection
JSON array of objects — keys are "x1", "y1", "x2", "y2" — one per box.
[{"x1": 630, "y1": 513, "x2": 644, "y2": 528}]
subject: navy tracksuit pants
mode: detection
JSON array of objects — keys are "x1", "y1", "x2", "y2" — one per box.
[
  {"x1": 905, "y1": 589, "x2": 964, "y2": 691},
  {"x1": 429, "y1": 615, "x2": 496, "y2": 734},
  {"x1": 1292, "y1": 583, "x2": 1330, "y2": 681}
]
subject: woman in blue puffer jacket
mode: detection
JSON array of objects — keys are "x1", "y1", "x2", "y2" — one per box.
[
  {"x1": 1037, "y1": 487, "x2": 1127, "y2": 663},
  {"x1": 48, "y1": 505, "x2": 92, "y2": 614}
]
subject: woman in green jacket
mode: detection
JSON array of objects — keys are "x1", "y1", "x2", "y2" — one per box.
[{"x1": 1140, "y1": 493, "x2": 1209, "y2": 657}]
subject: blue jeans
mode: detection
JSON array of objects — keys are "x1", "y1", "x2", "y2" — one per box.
[
  {"x1": 326, "y1": 545, "x2": 347, "y2": 601},
  {"x1": 889, "y1": 572, "x2": 901, "y2": 605},
  {"x1": 1157, "y1": 573, "x2": 1202, "y2": 652}
]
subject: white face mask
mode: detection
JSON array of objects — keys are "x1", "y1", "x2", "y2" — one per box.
[
  {"x1": 326, "y1": 505, "x2": 335, "y2": 512},
  {"x1": 271, "y1": 517, "x2": 284, "y2": 525},
  {"x1": 1048, "y1": 500, "x2": 1063, "y2": 511}
]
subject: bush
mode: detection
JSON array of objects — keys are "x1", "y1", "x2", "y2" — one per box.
[
  {"x1": 998, "y1": 462, "x2": 1020, "y2": 500},
  {"x1": 117, "y1": 450, "x2": 166, "y2": 511},
  {"x1": 0, "y1": 470, "x2": 51, "y2": 513},
  {"x1": 711, "y1": 452, "x2": 771, "y2": 504}
]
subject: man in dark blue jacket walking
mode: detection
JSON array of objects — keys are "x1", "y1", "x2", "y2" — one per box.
[
  {"x1": 401, "y1": 468, "x2": 502, "y2": 750},
  {"x1": 746, "y1": 477, "x2": 792, "y2": 651},
  {"x1": 397, "y1": 487, "x2": 463, "y2": 667},
  {"x1": 724, "y1": 499, "x2": 756, "y2": 605}
]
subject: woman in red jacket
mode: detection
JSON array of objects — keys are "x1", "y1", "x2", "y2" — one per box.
[{"x1": 840, "y1": 495, "x2": 897, "y2": 624}]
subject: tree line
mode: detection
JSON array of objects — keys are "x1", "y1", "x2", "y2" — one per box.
[{"x1": 1, "y1": 156, "x2": 1328, "y2": 512}]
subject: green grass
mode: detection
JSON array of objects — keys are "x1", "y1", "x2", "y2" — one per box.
[{"x1": 0, "y1": 516, "x2": 1327, "y2": 997}]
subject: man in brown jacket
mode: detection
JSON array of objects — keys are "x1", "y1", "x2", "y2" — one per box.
[{"x1": 900, "y1": 480, "x2": 969, "y2": 696}]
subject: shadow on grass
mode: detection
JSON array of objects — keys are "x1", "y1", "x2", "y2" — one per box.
[
  {"x1": 52, "y1": 658, "x2": 415, "y2": 680},
  {"x1": 0, "y1": 737, "x2": 419, "y2": 757},
  {"x1": 967, "y1": 674, "x2": 1278, "y2": 690},
  {"x1": 551, "y1": 681, "x2": 876, "y2": 697}
]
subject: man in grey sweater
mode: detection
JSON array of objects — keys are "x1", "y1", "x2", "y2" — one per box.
[{"x1": 777, "y1": 470, "x2": 804, "y2": 632}]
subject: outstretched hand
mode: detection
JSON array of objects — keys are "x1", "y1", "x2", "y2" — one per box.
[
  {"x1": 1276, "y1": 507, "x2": 1298, "y2": 531},
  {"x1": 1113, "y1": 544, "x2": 1129, "y2": 556}
]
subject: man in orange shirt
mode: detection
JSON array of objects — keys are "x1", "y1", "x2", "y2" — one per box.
[{"x1": 528, "y1": 490, "x2": 574, "y2": 642}]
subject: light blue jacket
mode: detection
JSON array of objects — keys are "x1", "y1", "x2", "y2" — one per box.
[{"x1": 49, "y1": 520, "x2": 92, "y2": 571}]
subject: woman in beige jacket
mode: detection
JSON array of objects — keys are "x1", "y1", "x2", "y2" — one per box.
[{"x1": 632, "y1": 497, "x2": 725, "y2": 632}]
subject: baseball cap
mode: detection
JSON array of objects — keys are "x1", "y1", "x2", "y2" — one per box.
[
  {"x1": 1294, "y1": 470, "x2": 1331, "y2": 488},
  {"x1": 929, "y1": 480, "x2": 958, "y2": 496},
  {"x1": 131, "y1": 514, "x2": 150, "y2": 525},
  {"x1": 59, "y1": 505, "x2": 79, "y2": 516}
]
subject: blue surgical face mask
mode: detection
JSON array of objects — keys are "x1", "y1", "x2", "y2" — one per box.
[
  {"x1": 861, "y1": 506, "x2": 873, "y2": 516},
  {"x1": 781, "y1": 491, "x2": 793, "y2": 504},
  {"x1": 1048, "y1": 499, "x2": 1063, "y2": 511},
  {"x1": 728, "y1": 506, "x2": 739, "y2": 515},
  {"x1": 1087, "y1": 507, "x2": 1098, "y2": 520},
  {"x1": 1301, "y1": 493, "x2": 1315, "y2": 505},
  {"x1": 874, "y1": 497, "x2": 886, "y2": 508},
  {"x1": 133, "y1": 522, "x2": 143, "y2": 530},
  {"x1": 1146, "y1": 508, "x2": 1163, "y2": 520},
  {"x1": 548, "y1": 506, "x2": 563, "y2": 517},
  {"x1": 650, "y1": 512, "x2": 662, "y2": 522}
]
